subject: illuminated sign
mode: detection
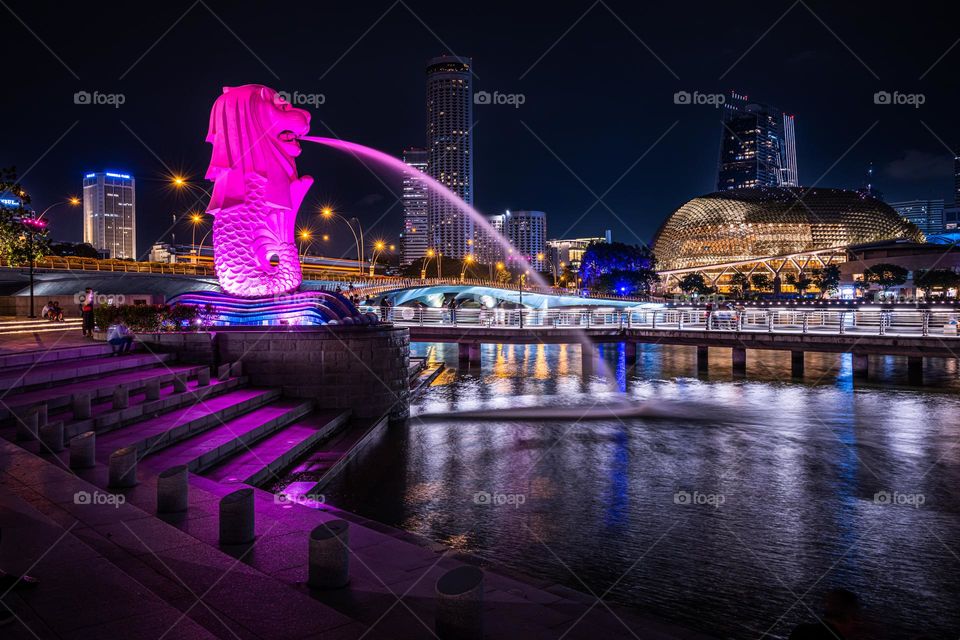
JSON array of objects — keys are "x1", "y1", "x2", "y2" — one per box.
[{"x1": 105, "y1": 172, "x2": 131, "y2": 179}]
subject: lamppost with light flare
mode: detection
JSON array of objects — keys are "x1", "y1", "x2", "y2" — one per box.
[
  {"x1": 421, "y1": 248, "x2": 435, "y2": 280},
  {"x1": 37, "y1": 197, "x2": 81, "y2": 221},
  {"x1": 518, "y1": 270, "x2": 529, "y2": 328},
  {"x1": 459, "y1": 255, "x2": 474, "y2": 282},
  {"x1": 298, "y1": 229, "x2": 315, "y2": 259},
  {"x1": 320, "y1": 206, "x2": 364, "y2": 274},
  {"x1": 188, "y1": 212, "x2": 205, "y2": 262},
  {"x1": 368, "y1": 240, "x2": 391, "y2": 277},
  {"x1": 22, "y1": 217, "x2": 47, "y2": 318}
]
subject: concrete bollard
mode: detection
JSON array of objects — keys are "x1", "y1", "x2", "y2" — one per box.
[
  {"x1": 219, "y1": 488, "x2": 255, "y2": 545},
  {"x1": 173, "y1": 375, "x2": 188, "y2": 393},
  {"x1": 38, "y1": 421, "x2": 64, "y2": 453},
  {"x1": 33, "y1": 403, "x2": 48, "y2": 429},
  {"x1": 196, "y1": 367, "x2": 210, "y2": 387},
  {"x1": 69, "y1": 431, "x2": 96, "y2": 469},
  {"x1": 112, "y1": 385, "x2": 129, "y2": 410},
  {"x1": 144, "y1": 377, "x2": 161, "y2": 401},
  {"x1": 157, "y1": 465, "x2": 189, "y2": 513},
  {"x1": 435, "y1": 566, "x2": 484, "y2": 640},
  {"x1": 72, "y1": 392, "x2": 92, "y2": 420},
  {"x1": 217, "y1": 364, "x2": 230, "y2": 381},
  {"x1": 229, "y1": 361, "x2": 243, "y2": 377},
  {"x1": 14, "y1": 410, "x2": 39, "y2": 442},
  {"x1": 307, "y1": 520, "x2": 350, "y2": 589},
  {"x1": 109, "y1": 446, "x2": 138, "y2": 488}
]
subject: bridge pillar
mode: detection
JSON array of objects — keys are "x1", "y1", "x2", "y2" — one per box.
[
  {"x1": 732, "y1": 347, "x2": 747, "y2": 375},
  {"x1": 581, "y1": 343, "x2": 595, "y2": 375},
  {"x1": 624, "y1": 342, "x2": 637, "y2": 367},
  {"x1": 458, "y1": 342, "x2": 481, "y2": 367},
  {"x1": 791, "y1": 351, "x2": 805, "y2": 378},
  {"x1": 907, "y1": 356, "x2": 923, "y2": 385},
  {"x1": 696, "y1": 346, "x2": 709, "y2": 373},
  {"x1": 852, "y1": 353, "x2": 869, "y2": 379},
  {"x1": 468, "y1": 342, "x2": 481, "y2": 366}
]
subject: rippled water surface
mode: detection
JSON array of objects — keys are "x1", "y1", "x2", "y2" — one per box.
[{"x1": 322, "y1": 342, "x2": 960, "y2": 639}]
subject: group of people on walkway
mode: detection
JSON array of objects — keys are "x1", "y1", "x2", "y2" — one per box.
[{"x1": 38, "y1": 301, "x2": 64, "y2": 322}]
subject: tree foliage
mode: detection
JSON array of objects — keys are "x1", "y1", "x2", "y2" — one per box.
[
  {"x1": 678, "y1": 272, "x2": 713, "y2": 296},
  {"x1": 914, "y1": 268, "x2": 960, "y2": 298},
  {"x1": 812, "y1": 265, "x2": 841, "y2": 297},
  {"x1": 863, "y1": 263, "x2": 908, "y2": 291},
  {"x1": 0, "y1": 166, "x2": 49, "y2": 265}
]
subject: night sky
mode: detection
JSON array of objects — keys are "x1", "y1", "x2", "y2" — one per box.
[{"x1": 4, "y1": 0, "x2": 958, "y2": 260}]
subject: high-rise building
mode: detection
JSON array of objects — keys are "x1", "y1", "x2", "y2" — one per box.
[
  {"x1": 400, "y1": 148, "x2": 429, "y2": 266},
  {"x1": 83, "y1": 171, "x2": 136, "y2": 259},
  {"x1": 954, "y1": 152, "x2": 960, "y2": 204},
  {"x1": 782, "y1": 114, "x2": 798, "y2": 187},
  {"x1": 717, "y1": 92, "x2": 798, "y2": 190},
  {"x1": 547, "y1": 231, "x2": 613, "y2": 272},
  {"x1": 890, "y1": 199, "x2": 943, "y2": 236},
  {"x1": 426, "y1": 55, "x2": 474, "y2": 260},
  {"x1": 486, "y1": 210, "x2": 547, "y2": 271}
]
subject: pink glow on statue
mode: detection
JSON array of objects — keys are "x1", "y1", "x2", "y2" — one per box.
[
  {"x1": 300, "y1": 136, "x2": 548, "y2": 288},
  {"x1": 205, "y1": 85, "x2": 313, "y2": 297}
]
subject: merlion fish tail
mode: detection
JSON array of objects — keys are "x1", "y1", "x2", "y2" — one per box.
[{"x1": 212, "y1": 176, "x2": 302, "y2": 298}]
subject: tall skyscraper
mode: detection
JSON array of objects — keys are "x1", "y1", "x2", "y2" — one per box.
[
  {"x1": 485, "y1": 210, "x2": 547, "y2": 271},
  {"x1": 83, "y1": 171, "x2": 136, "y2": 259},
  {"x1": 954, "y1": 152, "x2": 959, "y2": 204},
  {"x1": 426, "y1": 55, "x2": 474, "y2": 259},
  {"x1": 400, "y1": 148, "x2": 429, "y2": 266},
  {"x1": 717, "y1": 92, "x2": 798, "y2": 190},
  {"x1": 782, "y1": 114, "x2": 798, "y2": 186},
  {"x1": 890, "y1": 199, "x2": 943, "y2": 236}
]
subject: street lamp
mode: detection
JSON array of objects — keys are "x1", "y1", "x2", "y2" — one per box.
[
  {"x1": 188, "y1": 212, "x2": 204, "y2": 261},
  {"x1": 421, "y1": 248, "x2": 435, "y2": 280},
  {"x1": 37, "y1": 197, "x2": 81, "y2": 220},
  {"x1": 368, "y1": 240, "x2": 389, "y2": 277},
  {"x1": 22, "y1": 217, "x2": 47, "y2": 318},
  {"x1": 460, "y1": 255, "x2": 474, "y2": 282},
  {"x1": 298, "y1": 228, "x2": 314, "y2": 259},
  {"x1": 518, "y1": 270, "x2": 529, "y2": 329},
  {"x1": 320, "y1": 206, "x2": 364, "y2": 274}
]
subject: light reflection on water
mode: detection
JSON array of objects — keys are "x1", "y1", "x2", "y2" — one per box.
[{"x1": 322, "y1": 342, "x2": 960, "y2": 639}]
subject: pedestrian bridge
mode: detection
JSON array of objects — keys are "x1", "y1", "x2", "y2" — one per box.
[{"x1": 367, "y1": 305, "x2": 960, "y2": 383}]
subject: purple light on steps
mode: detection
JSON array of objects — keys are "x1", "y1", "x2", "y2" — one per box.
[{"x1": 301, "y1": 136, "x2": 549, "y2": 289}]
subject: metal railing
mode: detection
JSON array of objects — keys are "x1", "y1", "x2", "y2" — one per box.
[{"x1": 362, "y1": 306, "x2": 960, "y2": 338}]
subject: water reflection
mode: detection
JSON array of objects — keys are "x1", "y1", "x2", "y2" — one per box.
[{"x1": 323, "y1": 342, "x2": 960, "y2": 639}]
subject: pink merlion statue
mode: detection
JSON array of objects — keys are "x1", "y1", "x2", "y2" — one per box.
[{"x1": 205, "y1": 85, "x2": 313, "y2": 297}]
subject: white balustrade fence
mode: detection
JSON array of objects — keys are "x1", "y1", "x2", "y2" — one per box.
[{"x1": 361, "y1": 306, "x2": 960, "y2": 338}]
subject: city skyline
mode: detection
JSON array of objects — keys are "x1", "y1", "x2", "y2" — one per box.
[{"x1": 3, "y1": 1, "x2": 959, "y2": 261}]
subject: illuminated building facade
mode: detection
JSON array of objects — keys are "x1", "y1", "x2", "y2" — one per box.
[
  {"x1": 654, "y1": 187, "x2": 924, "y2": 291},
  {"x1": 890, "y1": 199, "x2": 944, "y2": 235},
  {"x1": 484, "y1": 210, "x2": 547, "y2": 271},
  {"x1": 717, "y1": 92, "x2": 798, "y2": 190},
  {"x1": 426, "y1": 55, "x2": 474, "y2": 259},
  {"x1": 400, "y1": 147, "x2": 429, "y2": 265},
  {"x1": 547, "y1": 231, "x2": 613, "y2": 271},
  {"x1": 83, "y1": 171, "x2": 136, "y2": 259}
]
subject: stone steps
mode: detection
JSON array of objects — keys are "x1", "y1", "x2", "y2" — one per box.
[
  {"x1": 94, "y1": 387, "x2": 282, "y2": 460},
  {"x1": 140, "y1": 398, "x2": 314, "y2": 474},
  {"x1": 0, "y1": 342, "x2": 113, "y2": 370},
  {"x1": 58, "y1": 376, "x2": 246, "y2": 441},
  {"x1": 0, "y1": 351, "x2": 175, "y2": 396},
  {"x1": 0, "y1": 440, "x2": 361, "y2": 640},
  {"x1": 204, "y1": 409, "x2": 351, "y2": 487},
  {"x1": 0, "y1": 362, "x2": 208, "y2": 423}
]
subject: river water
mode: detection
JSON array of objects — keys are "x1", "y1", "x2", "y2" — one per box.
[{"x1": 322, "y1": 342, "x2": 960, "y2": 639}]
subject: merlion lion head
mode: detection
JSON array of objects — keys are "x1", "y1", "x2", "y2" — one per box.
[{"x1": 204, "y1": 84, "x2": 311, "y2": 212}]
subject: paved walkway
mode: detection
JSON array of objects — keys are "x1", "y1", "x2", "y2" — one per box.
[{"x1": 1, "y1": 439, "x2": 713, "y2": 639}]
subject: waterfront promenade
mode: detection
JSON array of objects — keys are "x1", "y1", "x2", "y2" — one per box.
[{"x1": 0, "y1": 333, "x2": 713, "y2": 639}]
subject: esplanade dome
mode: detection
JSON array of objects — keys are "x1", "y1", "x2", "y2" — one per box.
[{"x1": 653, "y1": 187, "x2": 924, "y2": 271}]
